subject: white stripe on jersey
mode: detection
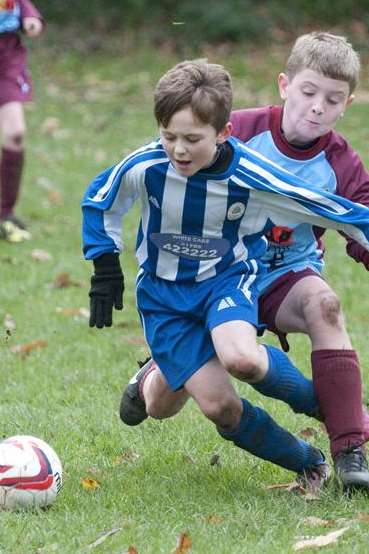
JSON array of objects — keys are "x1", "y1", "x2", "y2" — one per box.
[
  {"x1": 238, "y1": 157, "x2": 349, "y2": 215},
  {"x1": 89, "y1": 141, "x2": 165, "y2": 203}
]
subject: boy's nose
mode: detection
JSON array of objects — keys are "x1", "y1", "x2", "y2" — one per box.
[
  {"x1": 312, "y1": 104, "x2": 323, "y2": 115},
  {"x1": 174, "y1": 142, "x2": 187, "y2": 156}
]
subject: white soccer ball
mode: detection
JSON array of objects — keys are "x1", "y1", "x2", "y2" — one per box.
[{"x1": 0, "y1": 435, "x2": 63, "y2": 510}]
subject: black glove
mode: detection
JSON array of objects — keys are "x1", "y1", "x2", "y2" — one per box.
[{"x1": 89, "y1": 253, "x2": 124, "y2": 328}]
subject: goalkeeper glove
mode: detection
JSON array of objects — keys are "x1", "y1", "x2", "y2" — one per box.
[{"x1": 89, "y1": 253, "x2": 124, "y2": 328}]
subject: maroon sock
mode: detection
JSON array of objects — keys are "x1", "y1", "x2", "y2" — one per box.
[
  {"x1": 312, "y1": 349, "x2": 364, "y2": 458},
  {"x1": 0, "y1": 148, "x2": 24, "y2": 219}
]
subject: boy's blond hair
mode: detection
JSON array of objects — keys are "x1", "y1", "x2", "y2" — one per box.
[
  {"x1": 286, "y1": 32, "x2": 360, "y2": 93},
  {"x1": 154, "y1": 59, "x2": 232, "y2": 132}
]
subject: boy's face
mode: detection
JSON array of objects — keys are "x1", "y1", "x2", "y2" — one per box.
[
  {"x1": 159, "y1": 106, "x2": 232, "y2": 177},
  {"x1": 278, "y1": 68, "x2": 354, "y2": 145}
]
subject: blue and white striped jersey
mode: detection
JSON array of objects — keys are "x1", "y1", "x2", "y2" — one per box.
[{"x1": 82, "y1": 136, "x2": 369, "y2": 283}]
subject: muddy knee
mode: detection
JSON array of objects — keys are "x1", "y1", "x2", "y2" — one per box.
[{"x1": 223, "y1": 352, "x2": 263, "y2": 382}]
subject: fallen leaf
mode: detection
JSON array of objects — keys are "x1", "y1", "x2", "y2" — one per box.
[
  {"x1": 41, "y1": 116, "x2": 60, "y2": 135},
  {"x1": 47, "y1": 189, "x2": 63, "y2": 205},
  {"x1": 10, "y1": 340, "x2": 47, "y2": 355},
  {"x1": 53, "y1": 273, "x2": 83, "y2": 288},
  {"x1": 298, "y1": 427, "x2": 320, "y2": 439},
  {"x1": 302, "y1": 516, "x2": 331, "y2": 527},
  {"x1": 56, "y1": 307, "x2": 89, "y2": 318},
  {"x1": 88, "y1": 526, "x2": 122, "y2": 549},
  {"x1": 81, "y1": 477, "x2": 101, "y2": 491},
  {"x1": 265, "y1": 481, "x2": 303, "y2": 492},
  {"x1": 210, "y1": 454, "x2": 220, "y2": 466},
  {"x1": 172, "y1": 533, "x2": 192, "y2": 553},
  {"x1": 203, "y1": 514, "x2": 223, "y2": 525},
  {"x1": 31, "y1": 249, "x2": 52, "y2": 261},
  {"x1": 357, "y1": 512, "x2": 369, "y2": 522},
  {"x1": 293, "y1": 527, "x2": 350, "y2": 550},
  {"x1": 113, "y1": 450, "x2": 140, "y2": 465},
  {"x1": 124, "y1": 335, "x2": 147, "y2": 346},
  {"x1": 126, "y1": 547, "x2": 138, "y2": 554},
  {"x1": 3, "y1": 313, "x2": 16, "y2": 332}
]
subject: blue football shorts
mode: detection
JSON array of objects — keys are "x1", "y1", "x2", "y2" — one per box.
[{"x1": 136, "y1": 261, "x2": 262, "y2": 391}]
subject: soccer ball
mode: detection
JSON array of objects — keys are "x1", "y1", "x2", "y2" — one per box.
[{"x1": 0, "y1": 435, "x2": 63, "y2": 510}]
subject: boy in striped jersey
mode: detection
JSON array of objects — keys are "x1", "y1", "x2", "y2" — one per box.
[{"x1": 83, "y1": 59, "x2": 369, "y2": 491}]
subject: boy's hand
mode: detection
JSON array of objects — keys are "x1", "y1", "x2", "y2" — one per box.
[
  {"x1": 22, "y1": 17, "x2": 43, "y2": 37},
  {"x1": 89, "y1": 253, "x2": 124, "y2": 328}
]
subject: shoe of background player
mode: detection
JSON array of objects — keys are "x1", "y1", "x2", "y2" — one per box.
[
  {"x1": 334, "y1": 445, "x2": 369, "y2": 490},
  {"x1": 119, "y1": 357, "x2": 155, "y2": 426},
  {"x1": 0, "y1": 217, "x2": 31, "y2": 243}
]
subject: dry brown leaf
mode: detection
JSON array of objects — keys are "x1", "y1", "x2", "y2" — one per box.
[
  {"x1": 172, "y1": 533, "x2": 192, "y2": 554},
  {"x1": 126, "y1": 547, "x2": 138, "y2": 554},
  {"x1": 31, "y1": 249, "x2": 52, "y2": 261},
  {"x1": 203, "y1": 514, "x2": 224, "y2": 525},
  {"x1": 124, "y1": 335, "x2": 147, "y2": 346},
  {"x1": 47, "y1": 189, "x2": 63, "y2": 205},
  {"x1": 357, "y1": 512, "x2": 369, "y2": 522},
  {"x1": 302, "y1": 517, "x2": 331, "y2": 527},
  {"x1": 81, "y1": 477, "x2": 101, "y2": 491},
  {"x1": 88, "y1": 526, "x2": 122, "y2": 549},
  {"x1": 210, "y1": 454, "x2": 220, "y2": 466},
  {"x1": 113, "y1": 451, "x2": 140, "y2": 465},
  {"x1": 10, "y1": 340, "x2": 47, "y2": 355},
  {"x1": 265, "y1": 481, "x2": 303, "y2": 492},
  {"x1": 56, "y1": 307, "x2": 89, "y2": 318},
  {"x1": 3, "y1": 313, "x2": 16, "y2": 332},
  {"x1": 298, "y1": 427, "x2": 320, "y2": 439},
  {"x1": 53, "y1": 273, "x2": 83, "y2": 288},
  {"x1": 293, "y1": 527, "x2": 350, "y2": 551},
  {"x1": 41, "y1": 116, "x2": 60, "y2": 135}
]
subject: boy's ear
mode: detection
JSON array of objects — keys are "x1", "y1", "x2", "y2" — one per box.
[
  {"x1": 278, "y1": 72, "x2": 289, "y2": 100},
  {"x1": 346, "y1": 94, "x2": 355, "y2": 108},
  {"x1": 217, "y1": 121, "x2": 233, "y2": 143}
]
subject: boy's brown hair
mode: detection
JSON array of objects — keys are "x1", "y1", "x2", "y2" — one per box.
[
  {"x1": 154, "y1": 59, "x2": 232, "y2": 132},
  {"x1": 286, "y1": 32, "x2": 360, "y2": 93}
]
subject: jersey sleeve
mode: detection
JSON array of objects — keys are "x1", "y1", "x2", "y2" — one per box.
[
  {"x1": 231, "y1": 107, "x2": 271, "y2": 142},
  {"x1": 19, "y1": 0, "x2": 43, "y2": 20},
  {"x1": 328, "y1": 136, "x2": 369, "y2": 270},
  {"x1": 81, "y1": 161, "x2": 140, "y2": 260}
]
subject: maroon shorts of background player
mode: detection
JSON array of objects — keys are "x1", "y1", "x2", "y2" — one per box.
[
  {"x1": 259, "y1": 267, "x2": 325, "y2": 333},
  {"x1": 0, "y1": 33, "x2": 32, "y2": 107}
]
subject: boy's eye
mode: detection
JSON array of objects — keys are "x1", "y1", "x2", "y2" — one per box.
[
  {"x1": 187, "y1": 137, "x2": 200, "y2": 143},
  {"x1": 302, "y1": 91, "x2": 314, "y2": 97},
  {"x1": 327, "y1": 99, "x2": 339, "y2": 105}
]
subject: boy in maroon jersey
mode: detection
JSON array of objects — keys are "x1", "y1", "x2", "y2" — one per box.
[{"x1": 0, "y1": 0, "x2": 43, "y2": 242}]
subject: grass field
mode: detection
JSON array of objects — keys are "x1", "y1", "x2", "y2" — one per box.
[{"x1": 1, "y1": 33, "x2": 369, "y2": 553}]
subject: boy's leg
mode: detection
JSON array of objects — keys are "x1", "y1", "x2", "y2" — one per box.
[
  {"x1": 120, "y1": 357, "x2": 189, "y2": 425},
  {"x1": 274, "y1": 274, "x2": 369, "y2": 488},
  {"x1": 211, "y1": 318, "x2": 316, "y2": 418},
  {"x1": 0, "y1": 102, "x2": 30, "y2": 240},
  {"x1": 185, "y1": 356, "x2": 328, "y2": 481}
]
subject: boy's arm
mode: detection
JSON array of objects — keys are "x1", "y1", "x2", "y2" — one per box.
[
  {"x1": 18, "y1": 0, "x2": 43, "y2": 20},
  {"x1": 332, "y1": 142, "x2": 369, "y2": 270},
  {"x1": 82, "y1": 162, "x2": 139, "y2": 328},
  {"x1": 239, "y1": 143, "x2": 369, "y2": 252}
]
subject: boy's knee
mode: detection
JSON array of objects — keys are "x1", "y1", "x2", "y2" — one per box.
[
  {"x1": 200, "y1": 394, "x2": 241, "y2": 428},
  {"x1": 223, "y1": 351, "x2": 263, "y2": 382},
  {"x1": 4, "y1": 131, "x2": 26, "y2": 150},
  {"x1": 302, "y1": 289, "x2": 343, "y2": 328}
]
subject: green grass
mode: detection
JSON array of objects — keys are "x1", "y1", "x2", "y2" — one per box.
[{"x1": 1, "y1": 37, "x2": 369, "y2": 553}]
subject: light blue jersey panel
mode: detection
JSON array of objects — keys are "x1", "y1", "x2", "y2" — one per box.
[{"x1": 246, "y1": 131, "x2": 338, "y2": 293}]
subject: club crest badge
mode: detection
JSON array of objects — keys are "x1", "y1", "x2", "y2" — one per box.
[{"x1": 227, "y1": 202, "x2": 246, "y2": 221}]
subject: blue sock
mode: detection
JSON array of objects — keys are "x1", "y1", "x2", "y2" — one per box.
[
  {"x1": 252, "y1": 345, "x2": 318, "y2": 417},
  {"x1": 219, "y1": 399, "x2": 324, "y2": 473}
]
